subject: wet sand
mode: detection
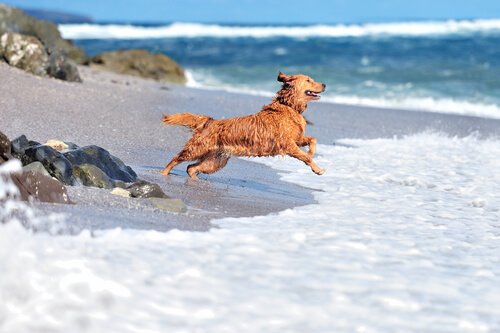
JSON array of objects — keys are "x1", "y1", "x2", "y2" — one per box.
[{"x1": 1, "y1": 62, "x2": 499, "y2": 231}]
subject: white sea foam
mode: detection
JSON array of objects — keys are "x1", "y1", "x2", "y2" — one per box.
[
  {"x1": 59, "y1": 19, "x2": 500, "y2": 39},
  {"x1": 1, "y1": 134, "x2": 499, "y2": 332}
]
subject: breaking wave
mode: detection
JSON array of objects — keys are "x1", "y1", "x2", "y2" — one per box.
[{"x1": 60, "y1": 19, "x2": 500, "y2": 39}]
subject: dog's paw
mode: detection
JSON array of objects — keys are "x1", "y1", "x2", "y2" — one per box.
[
  {"x1": 160, "y1": 169, "x2": 169, "y2": 176},
  {"x1": 314, "y1": 168, "x2": 325, "y2": 175}
]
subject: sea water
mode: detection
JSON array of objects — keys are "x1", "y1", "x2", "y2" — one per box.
[
  {"x1": 1, "y1": 133, "x2": 499, "y2": 332},
  {"x1": 61, "y1": 20, "x2": 500, "y2": 118}
]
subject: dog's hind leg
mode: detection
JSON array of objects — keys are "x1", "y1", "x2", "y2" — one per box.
[
  {"x1": 186, "y1": 151, "x2": 230, "y2": 179},
  {"x1": 287, "y1": 145, "x2": 325, "y2": 175},
  {"x1": 299, "y1": 136, "x2": 317, "y2": 157}
]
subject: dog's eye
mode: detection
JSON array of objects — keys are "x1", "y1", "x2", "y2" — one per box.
[{"x1": 307, "y1": 79, "x2": 311, "y2": 83}]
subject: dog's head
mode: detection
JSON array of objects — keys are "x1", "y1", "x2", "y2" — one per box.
[{"x1": 275, "y1": 72, "x2": 326, "y2": 112}]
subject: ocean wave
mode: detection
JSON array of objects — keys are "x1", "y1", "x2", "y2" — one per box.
[
  {"x1": 59, "y1": 19, "x2": 500, "y2": 39},
  {"x1": 185, "y1": 75, "x2": 500, "y2": 119},
  {"x1": 324, "y1": 95, "x2": 500, "y2": 119}
]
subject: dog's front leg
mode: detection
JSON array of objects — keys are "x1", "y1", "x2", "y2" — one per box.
[
  {"x1": 299, "y1": 136, "x2": 317, "y2": 157},
  {"x1": 288, "y1": 145, "x2": 325, "y2": 175}
]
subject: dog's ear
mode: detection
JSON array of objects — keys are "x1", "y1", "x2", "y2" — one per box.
[{"x1": 277, "y1": 71, "x2": 291, "y2": 83}]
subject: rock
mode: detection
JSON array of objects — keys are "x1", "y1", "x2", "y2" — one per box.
[
  {"x1": 44, "y1": 139, "x2": 69, "y2": 152},
  {"x1": 87, "y1": 49, "x2": 187, "y2": 85},
  {"x1": 0, "y1": 130, "x2": 11, "y2": 162},
  {"x1": 0, "y1": 5, "x2": 86, "y2": 63},
  {"x1": 13, "y1": 171, "x2": 72, "y2": 204},
  {"x1": 63, "y1": 145, "x2": 137, "y2": 183},
  {"x1": 11, "y1": 135, "x2": 43, "y2": 160},
  {"x1": 22, "y1": 145, "x2": 76, "y2": 185},
  {"x1": 111, "y1": 187, "x2": 131, "y2": 198},
  {"x1": 150, "y1": 198, "x2": 187, "y2": 213},
  {"x1": 11, "y1": 135, "x2": 31, "y2": 156},
  {"x1": 23, "y1": 161, "x2": 51, "y2": 177},
  {"x1": 0, "y1": 32, "x2": 49, "y2": 77},
  {"x1": 127, "y1": 180, "x2": 169, "y2": 199},
  {"x1": 0, "y1": 31, "x2": 81, "y2": 81},
  {"x1": 73, "y1": 164, "x2": 115, "y2": 189},
  {"x1": 47, "y1": 49, "x2": 82, "y2": 82}
]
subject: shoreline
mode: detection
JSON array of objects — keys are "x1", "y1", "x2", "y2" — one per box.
[{"x1": 2, "y1": 62, "x2": 500, "y2": 232}]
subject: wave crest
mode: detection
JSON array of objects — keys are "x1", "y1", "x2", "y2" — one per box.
[{"x1": 60, "y1": 19, "x2": 500, "y2": 39}]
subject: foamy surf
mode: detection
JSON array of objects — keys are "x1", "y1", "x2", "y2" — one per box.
[
  {"x1": 1, "y1": 133, "x2": 499, "y2": 332},
  {"x1": 59, "y1": 19, "x2": 500, "y2": 40}
]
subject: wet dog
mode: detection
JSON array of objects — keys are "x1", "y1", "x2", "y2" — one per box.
[{"x1": 161, "y1": 72, "x2": 326, "y2": 179}]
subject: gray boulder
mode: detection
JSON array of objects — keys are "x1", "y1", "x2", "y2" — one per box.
[
  {"x1": 0, "y1": 31, "x2": 82, "y2": 82},
  {"x1": 63, "y1": 145, "x2": 137, "y2": 183},
  {"x1": 88, "y1": 49, "x2": 187, "y2": 85},
  {"x1": 0, "y1": 32, "x2": 49, "y2": 76}
]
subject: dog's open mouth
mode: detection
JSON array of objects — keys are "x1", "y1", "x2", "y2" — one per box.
[{"x1": 305, "y1": 90, "x2": 322, "y2": 99}]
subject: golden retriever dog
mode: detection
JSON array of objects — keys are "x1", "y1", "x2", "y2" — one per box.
[{"x1": 161, "y1": 72, "x2": 326, "y2": 179}]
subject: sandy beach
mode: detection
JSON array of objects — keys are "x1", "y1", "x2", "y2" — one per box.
[{"x1": 2, "y1": 61, "x2": 500, "y2": 232}]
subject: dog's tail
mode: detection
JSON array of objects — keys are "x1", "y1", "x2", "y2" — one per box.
[{"x1": 162, "y1": 113, "x2": 213, "y2": 131}]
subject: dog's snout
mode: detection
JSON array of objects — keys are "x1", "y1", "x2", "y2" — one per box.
[{"x1": 322, "y1": 83, "x2": 326, "y2": 89}]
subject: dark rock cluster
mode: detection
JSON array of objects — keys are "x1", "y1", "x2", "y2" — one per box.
[
  {"x1": 0, "y1": 131, "x2": 71, "y2": 204},
  {"x1": 2, "y1": 132, "x2": 175, "y2": 205}
]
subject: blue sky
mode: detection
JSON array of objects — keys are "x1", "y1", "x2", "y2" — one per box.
[{"x1": 3, "y1": 0, "x2": 500, "y2": 23}]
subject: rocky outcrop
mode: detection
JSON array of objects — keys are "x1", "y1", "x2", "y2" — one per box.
[
  {"x1": 87, "y1": 49, "x2": 187, "y2": 85},
  {"x1": 0, "y1": 32, "x2": 48, "y2": 76},
  {"x1": 0, "y1": 4, "x2": 85, "y2": 63},
  {"x1": 0, "y1": 32, "x2": 82, "y2": 82}
]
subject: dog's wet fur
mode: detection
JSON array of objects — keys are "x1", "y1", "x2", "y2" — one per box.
[{"x1": 161, "y1": 72, "x2": 326, "y2": 179}]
